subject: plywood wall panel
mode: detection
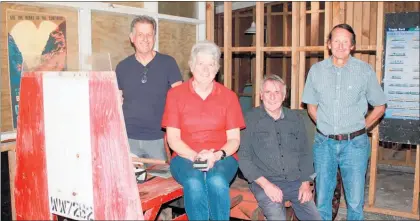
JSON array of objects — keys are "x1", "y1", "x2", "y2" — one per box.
[
  {"x1": 158, "y1": 20, "x2": 196, "y2": 80},
  {"x1": 104, "y1": 2, "x2": 144, "y2": 8},
  {"x1": 1, "y1": 3, "x2": 78, "y2": 132},
  {"x1": 91, "y1": 11, "x2": 135, "y2": 71},
  {"x1": 158, "y1": 2, "x2": 196, "y2": 18}
]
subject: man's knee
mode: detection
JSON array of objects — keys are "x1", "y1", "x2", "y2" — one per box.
[
  {"x1": 294, "y1": 201, "x2": 322, "y2": 220},
  {"x1": 258, "y1": 201, "x2": 286, "y2": 220}
]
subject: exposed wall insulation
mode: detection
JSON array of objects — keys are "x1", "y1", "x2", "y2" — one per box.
[
  {"x1": 158, "y1": 20, "x2": 196, "y2": 81},
  {"x1": 1, "y1": 3, "x2": 78, "y2": 132},
  {"x1": 158, "y1": 2, "x2": 197, "y2": 19},
  {"x1": 91, "y1": 11, "x2": 135, "y2": 71}
]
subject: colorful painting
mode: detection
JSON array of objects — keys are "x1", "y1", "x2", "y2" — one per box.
[{"x1": 7, "y1": 10, "x2": 67, "y2": 129}]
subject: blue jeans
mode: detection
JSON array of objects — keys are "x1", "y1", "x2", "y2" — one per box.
[
  {"x1": 313, "y1": 132, "x2": 370, "y2": 220},
  {"x1": 250, "y1": 180, "x2": 321, "y2": 220},
  {"x1": 170, "y1": 156, "x2": 238, "y2": 220}
]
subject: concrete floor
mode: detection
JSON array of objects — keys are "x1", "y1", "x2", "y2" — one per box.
[{"x1": 336, "y1": 164, "x2": 418, "y2": 220}]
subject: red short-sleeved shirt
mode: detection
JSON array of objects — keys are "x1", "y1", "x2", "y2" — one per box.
[{"x1": 162, "y1": 78, "x2": 246, "y2": 160}]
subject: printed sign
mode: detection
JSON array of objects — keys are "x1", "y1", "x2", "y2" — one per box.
[{"x1": 7, "y1": 10, "x2": 67, "y2": 128}]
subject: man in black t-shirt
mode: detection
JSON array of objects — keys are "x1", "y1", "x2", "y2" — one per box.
[{"x1": 116, "y1": 15, "x2": 182, "y2": 161}]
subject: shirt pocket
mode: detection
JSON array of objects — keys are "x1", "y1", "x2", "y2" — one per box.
[
  {"x1": 343, "y1": 82, "x2": 365, "y2": 105},
  {"x1": 285, "y1": 130, "x2": 301, "y2": 152},
  {"x1": 253, "y1": 131, "x2": 272, "y2": 147}
]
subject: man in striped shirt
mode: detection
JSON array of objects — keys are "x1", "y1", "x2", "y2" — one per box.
[{"x1": 302, "y1": 24, "x2": 386, "y2": 220}]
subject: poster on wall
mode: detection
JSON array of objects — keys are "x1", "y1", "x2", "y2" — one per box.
[
  {"x1": 383, "y1": 27, "x2": 420, "y2": 120},
  {"x1": 7, "y1": 10, "x2": 67, "y2": 129}
]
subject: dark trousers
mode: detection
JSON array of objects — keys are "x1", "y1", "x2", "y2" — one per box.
[{"x1": 250, "y1": 179, "x2": 322, "y2": 221}]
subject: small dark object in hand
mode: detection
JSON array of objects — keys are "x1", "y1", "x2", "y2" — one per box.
[{"x1": 193, "y1": 159, "x2": 208, "y2": 169}]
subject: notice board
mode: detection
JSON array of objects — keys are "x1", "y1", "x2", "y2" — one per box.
[{"x1": 379, "y1": 12, "x2": 420, "y2": 145}]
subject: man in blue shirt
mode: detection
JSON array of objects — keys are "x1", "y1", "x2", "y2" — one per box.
[
  {"x1": 116, "y1": 16, "x2": 182, "y2": 161},
  {"x1": 302, "y1": 24, "x2": 386, "y2": 220}
]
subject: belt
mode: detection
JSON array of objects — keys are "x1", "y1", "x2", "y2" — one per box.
[{"x1": 316, "y1": 128, "x2": 366, "y2": 141}]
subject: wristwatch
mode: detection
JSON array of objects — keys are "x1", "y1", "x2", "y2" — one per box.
[{"x1": 219, "y1": 150, "x2": 227, "y2": 160}]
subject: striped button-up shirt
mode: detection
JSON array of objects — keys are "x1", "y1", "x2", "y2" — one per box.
[{"x1": 302, "y1": 56, "x2": 386, "y2": 135}]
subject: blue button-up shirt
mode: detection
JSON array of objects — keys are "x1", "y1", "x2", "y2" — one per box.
[{"x1": 302, "y1": 56, "x2": 386, "y2": 135}]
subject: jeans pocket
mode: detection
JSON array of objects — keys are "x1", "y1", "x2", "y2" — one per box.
[
  {"x1": 314, "y1": 133, "x2": 328, "y2": 146},
  {"x1": 350, "y1": 134, "x2": 370, "y2": 149}
]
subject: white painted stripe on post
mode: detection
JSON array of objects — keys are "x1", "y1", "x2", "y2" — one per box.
[{"x1": 42, "y1": 72, "x2": 95, "y2": 220}]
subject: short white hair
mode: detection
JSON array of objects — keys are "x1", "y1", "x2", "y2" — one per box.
[
  {"x1": 189, "y1": 40, "x2": 221, "y2": 69},
  {"x1": 260, "y1": 74, "x2": 287, "y2": 96}
]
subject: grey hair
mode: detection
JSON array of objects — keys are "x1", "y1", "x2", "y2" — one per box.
[
  {"x1": 260, "y1": 74, "x2": 287, "y2": 96},
  {"x1": 189, "y1": 40, "x2": 221, "y2": 69},
  {"x1": 130, "y1": 15, "x2": 157, "y2": 35}
]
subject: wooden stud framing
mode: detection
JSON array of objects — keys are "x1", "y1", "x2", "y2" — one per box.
[
  {"x1": 266, "y1": 5, "x2": 272, "y2": 75},
  {"x1": 215, "y1": 1, "x2": 420, "y2": 219},
  {"x1": 206, "y1": 2, "x2": 214, "y2": 41},
  {"x1": 353, "y1": 2, "x2": 362, "y2": 59},
  {"x1": 361, "y1": 2, "x2": 371, "y2": 63},
  {"x1": 412, "y1": 145, "x2": 419, "y2": 215},
  {"x1": 233, "y1": 11, "x2": 240, "y2": 94},
  {"x1": 282, "y1": 3, "x2": 289, "y2": 85},
  {"x1": 368, "y1": 1, "x2": 384, "y2": 207},
  {"x1": 324, "y1": 2, "x2": 332, "y2": 58},
  {"x1": 298, "y1": 2, "x2": 306, "y2": 109},
  {"x1": 223, "y1": 2, "x2": 232, "y2": 89},
  {"x1": 253, "y1": 2, "x2": 264, "y2": 107},
  {"x1": 291, "y1": 2, "x2": 299, "y2": 109},
  {"x1": 310, "y1": 2, "x2": 320, "y2": 67}
]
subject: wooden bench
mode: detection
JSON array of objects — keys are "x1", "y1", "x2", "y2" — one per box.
[{"x1": 152, "y1": 109, "x2": 342, "y2": 220}]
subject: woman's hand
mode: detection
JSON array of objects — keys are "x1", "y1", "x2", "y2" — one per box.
[{"x1": 195, "y1": 149, "x2": 216, "y2": 171}]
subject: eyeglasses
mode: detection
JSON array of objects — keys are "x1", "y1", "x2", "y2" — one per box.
[{"x1": 141, "y1": 67, "x2": 148, "y2": 83}]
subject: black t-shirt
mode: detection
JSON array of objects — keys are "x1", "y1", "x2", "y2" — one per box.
[{"x1": 116, "y1": 52, "x2": 182, "y2": 140}]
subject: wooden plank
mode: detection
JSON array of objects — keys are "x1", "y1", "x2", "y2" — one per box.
[
  {"x1": 339, "y1": 2, "x2": 346, "y2": 24},
  {"x1": 263, "y1": 46, "x2": 291, "y2": 52},
  {"x1": 266, "y1": 5, "x2": 272, "y2": 75},
  {"x1": 0, "y1": 142, "x2": 15, "y2": 152},
  {"x1": 353, "y1": 2, "x2": 362, "y2": 59},
  {"x1": 324, "y1": 2, "x2": 332, "y2": 58},
  {"x1": 369, "y1": 2, "x2": 378, "y2": 70},
  {"x1": 254, "y1": 2, "x2": 264, "y2": 107},
  {"x1": 361, "y1": 2, "x2": 370, "y2": 63},
  {"x1": 234, "y1": 11, "x2": 240, "y2": 94},
  {"x1": 223, "y1": 2, "x2": 232, "y2": 89},
  {"x1": 310, "y1": 2, "x2": 320, "y2": 67},
  {"x1": 231, "y1": 47, "x2": 256, "y2": 52},
  {"x1": 206, "y1": 2, "x2": 214, "y2": 41},
  {"x1": 291, "y1": 2, "x2": 300, "y2": 109},
  {"x1": 368, "y1": 2, "x2": 384, "y2": 207},
  {"x1": 345, "y1": 2, "x2": 354, "y2": 26},
  {"x1": 412, "y1": 145, "x2": 419, "y2": 214},
  {"x1": 14, "y1": 72, "x2": 51, "y2": 220},
  {"x1": 8, "y1": 149, "x2": 16, "y2": 220},
  {"x1": 368, "y1": 127, "x2": 379, "y2": 207},
  {"x1": 332, "y1": 2, "x2": 341, "y2": 26},
  {"x1": 282, "y1": 3, "x2": 289, "y2": 85},
  {"x1": 298, "y1": 2, "x2": 306, "y2": 109}
]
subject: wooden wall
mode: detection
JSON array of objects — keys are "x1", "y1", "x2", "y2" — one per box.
[
  {"x1": 215, "y1": 1, "x2": 420, "y2": 99},
  {"x1": 1, "y1": 3, "x2": 79, "y2": 132},
  {"x1": 91, "y1": 11, "x2": 135, "y2": 71},
  {"x1": 158, "y1": 2, "x2": 196, "y2": 18},
  {"x1": 103, "y1": 2, "x2": 144, "y2": 8},
  {"x1": 158, "y1": 20, "x2": 196, "y2": 80}
]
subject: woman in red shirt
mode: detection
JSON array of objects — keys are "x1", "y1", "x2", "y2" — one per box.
[{"x1": 162, "y1": 40, "x2": 246, "y2": 220}]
